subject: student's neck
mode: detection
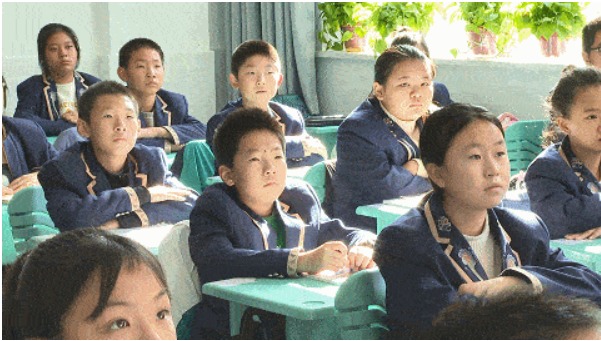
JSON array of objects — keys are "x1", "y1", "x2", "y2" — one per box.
[
  {"x1": 52, "y1": 72, "x2": 74, "y2": 84},
  {"x1": 94, "y1": 150, "x2": 128, "y2": 174},
  {"x1": 442, "y1": 196, "x2": 487, "y2": 237},
  {"x1": 571, "y1": 142, "x2": 601, "y2": 180},
  {"x1": 242, "y1": 98, "x2": 270, "y2": 112},
  {"x1": 248, "y1": 201, "x2": 274, "y2": 218},
  {"x1": 136, "y1": 93, "x2": 157, "y2": 113}
]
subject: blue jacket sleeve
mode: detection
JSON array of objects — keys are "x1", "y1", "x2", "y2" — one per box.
[
  {"x1": 526, "y1": 156, "x2": 601, "y2": 238},
  {"x1": 165, "y1": 96, "x2": 207, "y2": 144},
  {"x1": 14, "y1": 82, "x2": 74, "y2": 136}
]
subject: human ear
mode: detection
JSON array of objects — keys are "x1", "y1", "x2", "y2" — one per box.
[
  {"x1": 77, "y1": 119, "x2": 91, "y2": 138},
  {"x1": 276, "y1": 73, "x2": 283, "y2": 87},
  {"x1": 218, "y1": 165, "x2": 235, "y2": 187},
  {"x1": 117, "y1": 67, "x2": 128, "y2": 83},
  {"x1": 373, "y1": 82, "x2": 385, "y2": 101},
  {"x1": 229, "y1": 73, "x2": 239, "y2": 89},
  {"x1": 426, "y1": 163, "x2": 446, "y2": 189},
  {"x1": 556, "y1": 117, "x2": 571, "y2": 135}
]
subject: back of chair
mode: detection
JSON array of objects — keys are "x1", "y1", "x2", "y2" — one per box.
[
  {"x1": 7, "y1": 186, "x2": 58, "y2": 242},
  {"x1": 504, "y1": 120, "x2": 548, "y2": 175},
  {"x1": 157, "y1": 220, "x2": 202, "y2": 328},
  {"x1": 273, "y1": 94, "x2": 311, "y2": 117},
  {"x1": 303, "y1": 161, "x2": 327, "y2": 203},
  {"x1": 335, "y1": 268, "x2": 388, "y2": 339}
]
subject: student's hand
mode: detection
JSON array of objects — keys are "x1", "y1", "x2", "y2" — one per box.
[
  {"x1": 565, "y1": 227, "x2": 601, "y2": 240},
  {"x1": 301, "y1": 136, "x2": 328, "y2": 159},
  {"x1": 147, "y1": 185, "x2": 193, "y2": 203},
  {"x1": 347, "y1": 245, "x2": 376, "y2": 272},
  {"x1": 297, "y1": 241, "x2": 349, "y2": 274},
  {"x1": 458, "y1": 276, "x2": 532, "y2": 298},
  {"x1": 97, "y1": 219, "x2": 120, "y2": 230},
  {"x1": 138, "y1": 127, "x2": 170, "y2": 139},
  {"x1": 403, "y1": 159, "x2": 428, "y2": 178},
  {"x1": 61, "y1": 109, "x2": 78, "y2": 124},
  {"x1": 8, "y1": 172, "x2": 40, "y2": 193},
  {"x1": 2, "y1": 186, "x2": 14, "y2": 197}
]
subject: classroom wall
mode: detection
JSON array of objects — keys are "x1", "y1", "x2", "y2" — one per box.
[
  {"x1": 316, "y1": 51, "x2": 566, "y2": 120},
  {"x1": 2, "y1": 2, "x2": 216, "y2": 123}
]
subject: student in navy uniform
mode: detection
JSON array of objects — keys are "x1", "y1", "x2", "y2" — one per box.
[
  {"x1": 38, "y1": 81, "x2": 197, "y2": 231},
  {"x1": 188, "y1": 108, "x2": 376, "y2": 339},
  {"x1": 206, "y1": 40, "x2": 326, "y2": 168},
  {"x1": 55, "y1": 38, "x2": 207, "y2": 153},
  {"x1": 2, "y1": 76, "x2": 58, "y2": 196},
  {"x1": 390, "y1": 27, "x2": 453, "y2": 107},
  {"x1": 525, "y1": 67, "x2": 601, "y2": 239},
  {"x1": 3, "y1": 228, "x2": 177, "y2": 340},
  {"x1": 333, "y1": 46, "x2": 434, "y2": 231},
  {"x1": 374, "y1": 103, "x2": 601, "y2": 338},
  {"x1": 14, "y1": 23, "x2": 101, "y2": 136}
]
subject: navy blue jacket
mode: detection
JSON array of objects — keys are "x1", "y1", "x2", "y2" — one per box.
[
  {"x1": 188, "y1": 181, "x2": 375, "y2": 336},
  {"x1": 433, "y1": 82, "x2": 453, "y2": 107},
  {"x1": 525, "y1": 143, "x2": 601, "y2": 238},
  {"x1": 375, "y1": 193, "x2": 601, "y2": 338},
  {"x1": 2, "y1": 116, "x2": 57, "y2": 181},
  {"x1": 207, "y1": 99, "x2": 323, "y2": 168},
  {"x1": 333, "y1": 97, "x2": 432, "y2": 231},
  {"x1": 14, "y1": 72, "x2": 101, "y2": 136},
  {"x1": 38, "y1": 142, "x2": 197, "y2": 231},
  {"x1": 137, "y1": 89, "x2": 206, "y2": 149}
]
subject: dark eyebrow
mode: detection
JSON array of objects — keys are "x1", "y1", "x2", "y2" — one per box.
[{"x1": 86, "y1": 288, "x2": 169, "y2": 321}]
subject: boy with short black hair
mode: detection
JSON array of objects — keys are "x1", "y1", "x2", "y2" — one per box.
[
  {"x1": 206, "y1": 40, "x2": 326, "y2": 168},
  {"x1": 39, "y1": 80, "x2": 197, "y2": 231},
  {"x1": 582, "y1": 17, "x2": 601, "y2": 69},
  {"x1": 189, "y1": 107, "x2": 375, "y2": 338}
]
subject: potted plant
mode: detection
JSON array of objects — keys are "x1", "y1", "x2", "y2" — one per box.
[
  {"x1": 317, "y1": 2, "x2": 372, "y2": 52},
  {"x1": 452, "y1": 2, "x2": 515, "y2": 56},
  {"x1": 369, "y1": 2, "x2": 439, "y2": 54},
  {"x1": 514, "y1": 2, "x2": 588, "y2": 57}
]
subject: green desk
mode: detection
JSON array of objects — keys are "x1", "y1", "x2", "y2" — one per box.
[
  {"x1": 550, "y1": 239, "x2": 601, "y2": 274},
  {"x1": 356, "y1": 203, "x2": 412, "y2": 234},
  {"x1": 166, "y1": 151, "x2": 177, "y2": 168},
  {"x1": 306, "y1": 126, "x2": 338, "y2": 159},
  {"x1": 202, "y1": 277, "x2": 342, "y2": 339}
]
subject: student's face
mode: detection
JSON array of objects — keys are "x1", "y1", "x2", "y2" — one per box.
[
  {"x1": 61, "y1": 264, "x2": 176, "y2": 340},
  {"x1": 229, "y1": 55, "x2": 283, "y2": 109},
  {"x1": 44, "y1": 31, "x2": 78, "y2": 79},
  {"x1": 78, "y1": 94, "x2": 139, "y2": 160},
  {"x1": 558, "y1": 85, "x2": 601, "y2": 155},
  {"x1": 220, "y1": 130, "x2": 287, "y2": 216},
  {"x1": 583, "y1": 30, "x2": 601, "y2": 69},
  {"x1": 429, "y1": 120, "x2": 510, "y2": 211},
  {"x1": 373, "y1": 59, "x2": 433, "y2": 121},
  {"x1": 118, "y1": 48, "x2": 165, "y2": 99}
]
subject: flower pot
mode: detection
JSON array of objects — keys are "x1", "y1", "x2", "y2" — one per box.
[
  {"x1": 341, "y1": 25, "x2": 366, "y2": 53},
  {"x1": 468, "y1": 28, "x2": 497, "y2": 56},
  {"x1": 539, "y1": 33, "x2": 566, "y2": 57}
]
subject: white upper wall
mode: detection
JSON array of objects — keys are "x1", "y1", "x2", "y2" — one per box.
[{"x1": 2, "y1": 2, "x2": 215, "y2": 122}]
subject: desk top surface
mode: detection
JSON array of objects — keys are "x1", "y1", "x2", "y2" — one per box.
[
  {"x1": 550, "y1": 239, "x2": 601, "y2": 255},
  {"x1": 202, "y1": 276, "x2": 341, "y2": 320}
]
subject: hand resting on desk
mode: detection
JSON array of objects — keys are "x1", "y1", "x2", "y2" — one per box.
[
  {"x1": 565, "y1": 227, "x2": 601, "y2": 240},
  {"x1": 458, "y1": 276, "x2": 533, "y2": 298},
  {"x1": 148, "y1": 185, "x2": 193, "y2": 203},
  {"x1": 297, "y1": 241, "x2": 375, "y2": 274}
]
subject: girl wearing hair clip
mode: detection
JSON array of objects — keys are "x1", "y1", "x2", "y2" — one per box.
[
  {"x1": 374, "y1": 103, "x2": 601, "y2": 339},
  {"x1": 526, "y1": 67, "x2": 601, "y2": 240}
]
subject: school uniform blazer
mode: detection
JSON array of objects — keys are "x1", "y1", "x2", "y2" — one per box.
[
  {"x1": 2, "y1": 117, "x2": 58, "y2": 180},
  {"x1": 188, "y1": 180, "x2": 376, "y2": 336},
  {"x1": 433, "y1": 82, "x2": 452, "y2": 107},
  {"x1": 38, "y1": 141, "x2": 197, "y2": 231},
  {"x1": 14, "y1": 72, "x2": 101, "y2": 136},
  {"x1": 137, "y1": 89, "x2": 206, "y2": 149},
  {"x1": 206, "y1": 99, "x2": 323, "y2": 167},
  {"x1": 375, "y1": 205, "x2": 601, "y2": 338},
  {"x1": 332, "y1": 97, "x2": 432, "y2": 231},
  {"x1": 525, "y1": 144, "x2": 601, "y2": 238}
]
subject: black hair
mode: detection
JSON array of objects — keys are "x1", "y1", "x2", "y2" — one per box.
[
  {"x1": 582, "y1": 17, "x2": 601, "y2": 54},
  {"x1": 78, "y1": 80, "x2": 138, "y2": 123},
  {"x1": 119, "y1": 37, "x2": 165, "y2": 68},
  {"x1": 544, "y1": 67, "x2": 601, "y2": 144},
  {"x1": 2, "y1": 228, "x2": 168, "y2": 339},
  {"x1": 429, "y1": 293, "x2": 601, "y2": 339},
  {"x1": 390, "y1": 26, "x2": 431, "y2": 58},
  {"x1": 231, "y1": 40, "x2": 280, "y2": 78},
  {"x1": 213, "y1": 107, "x2": 285, "y2": 169},
  {"x1": 420, "y1": 103, "x2": 503, "y2": 192},
  {"x1": 37, "y1": 23, "x2": 81, "y2": 76}
]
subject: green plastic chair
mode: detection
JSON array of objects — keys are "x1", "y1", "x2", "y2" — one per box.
[
  {"x1": 504, "y1": 120, "x2": 548, "y2": 175},
  {"x1": 335, "y1": 268, "x2": 388, "y2": 339},
  {"x1": 303, "y1": 161, "x2": 327, "y2": 203},
  {"x1": 273, "y1": 94, "x2": 311, "y2": 117},
  {"x1": 7, "y1": 186, "x2": 59, "y2": 243},
  {"x1": 3, "y1": 204, "x2": 18, "y2": 265},
  {"x1": 178, "y1": 140, "x2": 216, "y2": 193}
]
